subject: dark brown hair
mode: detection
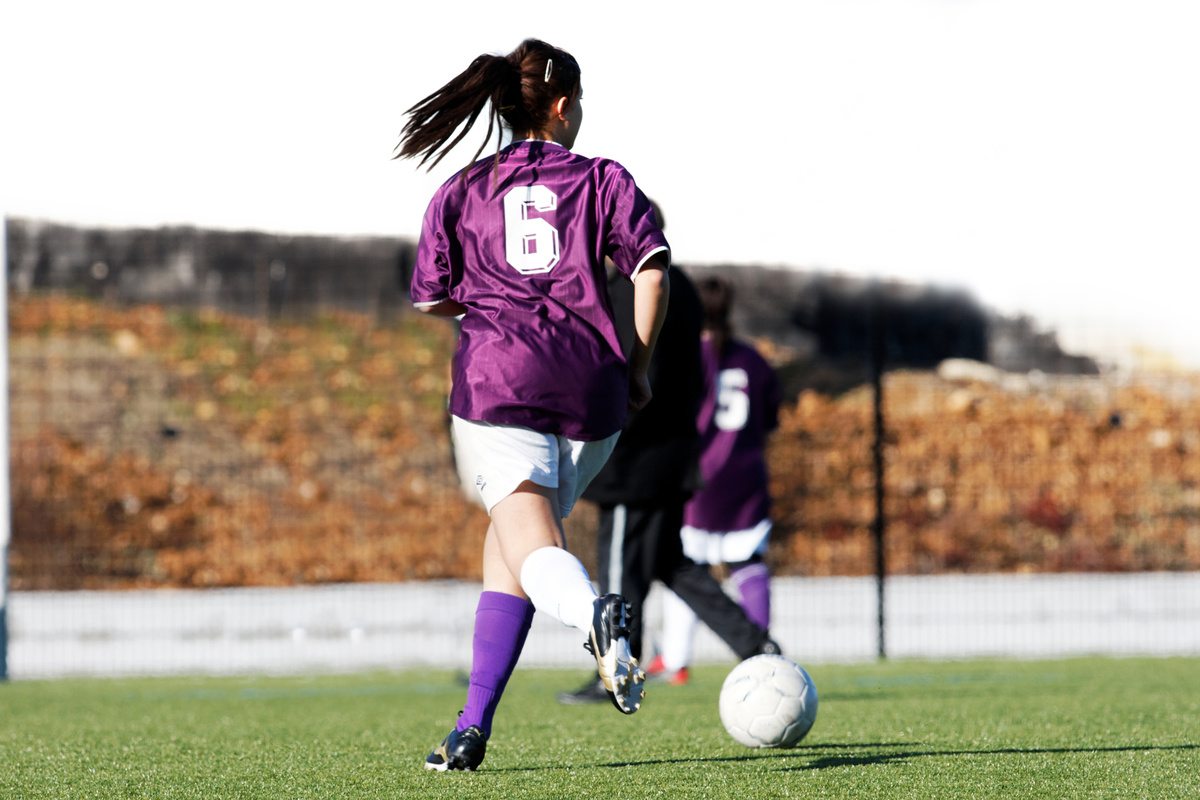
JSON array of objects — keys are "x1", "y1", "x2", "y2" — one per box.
[
  {"x1": 697, "y1": 276, "x2": 735, "y2": 356},
  {"x1": 393, "y1": 38, "x2": 581, "y2": 176}
]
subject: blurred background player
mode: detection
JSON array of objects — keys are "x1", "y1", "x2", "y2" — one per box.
[
  {"x1": 653, "y1": 276, "x2": 783, "y2": 682},
  {"x1": 558, "y1": 209, "x2": 780, "y2": 704},
  {"x1": 396, "y1": 38, "x2": 670, "y2": 771}
]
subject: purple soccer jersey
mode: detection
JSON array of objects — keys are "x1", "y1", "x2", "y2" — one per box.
[
  {"x1": 411, "y1": 140, "x2": 669, "y2": 441},
  {"x1": 683, "y1": 338, "x2": 782, "y2": 533}
]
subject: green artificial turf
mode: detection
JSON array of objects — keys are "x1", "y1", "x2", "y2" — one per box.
[{"x1": 2, "y1": 657, "x2": 1197, "y2": 799}]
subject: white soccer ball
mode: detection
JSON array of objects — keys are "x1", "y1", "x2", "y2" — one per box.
[{"x1": 718, "y1": 654, "x2": 818, "y2": 748}]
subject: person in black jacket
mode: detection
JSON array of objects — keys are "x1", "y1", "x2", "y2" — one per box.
[{"x1": 558, "y1": 210, "x2": 779, "y2": 704}]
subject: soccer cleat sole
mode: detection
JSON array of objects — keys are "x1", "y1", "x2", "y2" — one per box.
[
  {"x1": 599, "y1": 646, "x2": 645, "y2": 714},
  {"x1": 588, "y1": 595, "x2": 645, "y2": 714}
]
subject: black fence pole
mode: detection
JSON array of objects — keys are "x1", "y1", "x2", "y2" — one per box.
[
  {"x1": 2, "y1": 219, "x2": 9, "y2": 681},
  {"x1": 0, "y1": 603, "x2": 7, "y2": 681},
  {"x1": 869, "y1": 286, "x2": 887, "y2": 660}
]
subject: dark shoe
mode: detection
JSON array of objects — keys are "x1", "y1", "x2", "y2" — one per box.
[
  {"x1": 424, "y1": 725, "x2": 487, "y2": 772},
  {"x1": 556, "y1": 675, "x2": 610, "y2": 705},
  {"x1": 759, "y1": 638, "x2": 783, "y2": 656},
  {"x1": 583, "y1": 594, "x2": 645, "y2": 714}
]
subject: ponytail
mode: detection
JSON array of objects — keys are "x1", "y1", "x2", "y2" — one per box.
[{"x1": 394, "y1": 39, "x2": 582, "y2": 178}]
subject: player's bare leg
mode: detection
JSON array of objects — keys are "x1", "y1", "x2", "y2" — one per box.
[
  {"x1": 487, "y1": 482, "x2": 567, "y2": 586},
  {"x1": 491, "y1": 482, "x2": 644, "y2": 714},
  {"x1": 426, "y1": 498, "x2": 552, "y2": 772},
  {"x1": 481, "y1": 520, "x2": 527, "y2": 597}
]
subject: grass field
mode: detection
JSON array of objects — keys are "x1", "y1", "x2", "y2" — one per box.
[{"x1": 2, "y1": 657, "x2": 1197, "y2": 799}]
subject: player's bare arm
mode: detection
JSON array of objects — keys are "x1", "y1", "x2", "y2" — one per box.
[
  {"x1": 417, "y1": 298, "x2": 469, "y2": 317},
  {"x1": 629, "y1": 257, "x2": 669, "y2": 411}
]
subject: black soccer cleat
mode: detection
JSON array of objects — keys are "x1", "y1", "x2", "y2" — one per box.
[
  {"x1": 556, "y1": 675, "x2": 610, "y2": 706},
  {"x1": 583, "y1": 594, "x2": 645, "y2": 714},
  {"x1": 424, "y1": 725, "x2": 487, "y2": 772}
]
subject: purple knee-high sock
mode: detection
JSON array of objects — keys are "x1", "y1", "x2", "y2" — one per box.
[
  {"x1": 457, "y1": 591, "x2": 535, "y2": 736},
  {"x1": 730, "y1": 563, "x2": 771, "y2": 631}
]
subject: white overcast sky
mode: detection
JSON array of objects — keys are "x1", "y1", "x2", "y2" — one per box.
[{"x1": 4, "y1": 0, "x2": 1199, "y2": 368}]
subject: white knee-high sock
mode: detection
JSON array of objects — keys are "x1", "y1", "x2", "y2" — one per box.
[
  {"x1": 519, "y1": 546, "x2": 597, "y2": 633},
  {"x1": 660, "y1": 586, "x2": 699, "y2": 671}
]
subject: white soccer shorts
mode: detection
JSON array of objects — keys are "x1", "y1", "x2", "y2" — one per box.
[
  {"x1": 680, "y1": 518, "x2": 772, "y2": 565},
  {"x1": 450, "y1": 416, "x2": 619, "y2": 517}
]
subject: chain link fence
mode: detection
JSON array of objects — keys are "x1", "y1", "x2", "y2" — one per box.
[{"x1": 5, "y1": 219, "x2": 1199, "y2": 676}]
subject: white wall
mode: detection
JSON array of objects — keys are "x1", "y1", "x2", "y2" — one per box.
[{"x1": 7, "y1": 573, "x2": 1200, "y2": 679}]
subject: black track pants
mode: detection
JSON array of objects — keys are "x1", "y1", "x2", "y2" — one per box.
[{"x1": 593, "y1": 499, "x2": 771, "y2": 661}]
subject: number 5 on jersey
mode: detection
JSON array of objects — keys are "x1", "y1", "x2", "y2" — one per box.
[
  {"x1": 504, "y1": 185, "x2": 560, "y2": 274},
  {"x1": 715, "y1": 368, "x2": 750, "y2": 431}
]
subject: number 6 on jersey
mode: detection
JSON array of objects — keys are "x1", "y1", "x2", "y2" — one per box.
[{"x1": 504, "y1": 185, "x2": 560, "y2": 274}]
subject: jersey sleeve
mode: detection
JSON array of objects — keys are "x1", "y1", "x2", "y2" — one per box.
[
  {"x1": 601, "y1": 163, "x2": 670, "y2": 280},
  {"x1": 410, "y1": 185, "x2": 461, "y2": 307}
]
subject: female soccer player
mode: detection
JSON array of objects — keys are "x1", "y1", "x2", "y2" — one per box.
[
  {"x1": 394, "y1": 38, "x2": 669, "y2": 771},
  {"x1": 653, "y1": 276, "x2": 782, "y2": 682}
]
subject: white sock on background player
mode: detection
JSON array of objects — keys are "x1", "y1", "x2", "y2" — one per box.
[
  {"x1": 659, "y1": 586, "x2": 698, "y2": 672},
  {"x1": 520, "y1": 546, "x2": 597, "y2": 633}
]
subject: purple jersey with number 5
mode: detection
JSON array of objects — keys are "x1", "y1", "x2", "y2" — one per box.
[
  {"x1": 684, "y1": 338, "x2": 782, "y2": 532},
  {"x1": 411, "y1": 140, "x2": 669, "y2": 441}
]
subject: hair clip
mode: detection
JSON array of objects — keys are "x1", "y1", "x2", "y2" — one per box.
[
  {"x1": 498, "y1": 105, "x2": 515, "y2": 112},
  {"x1": 544, "y1": 59, "x2": 553, "y2": 82}
]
